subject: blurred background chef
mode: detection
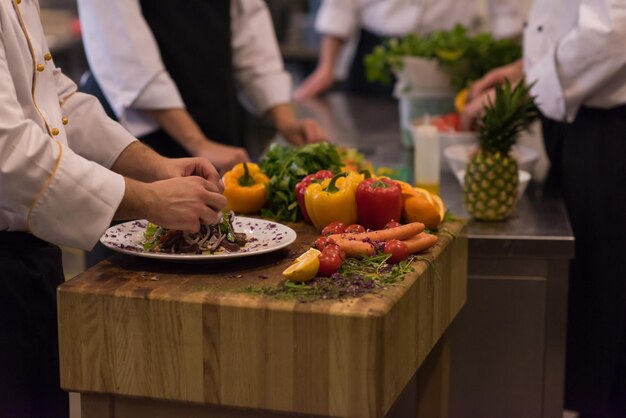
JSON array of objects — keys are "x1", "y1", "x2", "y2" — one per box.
[
  {"x1": 78, "y1": 0, "x2": 328, "y2": 174},
  {"x1": 294, "y1": 0, "x2": 525, "y2": 100},
  {"x1": 462, "y1": 1, "x2": 626, "y2": 416}
]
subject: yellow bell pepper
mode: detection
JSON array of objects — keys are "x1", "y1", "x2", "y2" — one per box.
[
  {"x1": 223, "y1": 163, "x2": 269, "y2": 214},
  {"x1": 304, "y1": 172, "x2": 357, "y2": 231}
]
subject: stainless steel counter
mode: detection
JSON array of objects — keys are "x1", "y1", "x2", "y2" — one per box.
[{"x1": 296, "y1": 93, "x2": 575, "y2": 418}]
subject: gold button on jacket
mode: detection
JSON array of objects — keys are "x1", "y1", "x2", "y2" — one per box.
[
  {"x1": 62, "y1": 117, "x2": 68, "y2": 125},
  {"x1": 44, "y1": 53, "x2": 52, "y2": 61},
  {"x1": 51, "y1": 128, "x2": 59, "y2": 136},
  {"x1": 36, "y1": 63, "x2": 44, "y2": 72}
]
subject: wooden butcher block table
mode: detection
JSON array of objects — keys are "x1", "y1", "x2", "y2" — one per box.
[{"x1": 58, "y1": 220, "x2": 467, "y2": 418}]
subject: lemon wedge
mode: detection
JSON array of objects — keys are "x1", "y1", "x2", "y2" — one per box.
[{"x1": 282, "y1": 248, "x2": 321, "y2": 282}]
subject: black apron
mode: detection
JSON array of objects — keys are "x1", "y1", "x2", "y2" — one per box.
[
  {"x1": 82, "y1": 0, "x2": 240, "y2": 155},
  {"x1": 0, "y1": 232, "x2": 68, "y2": 418},
  {"x1": 345, "y1": 28, "x2": 395, "y2": 98},
  {"x1": 542, "y1": 106, "x2": 626, "y2": 417}
]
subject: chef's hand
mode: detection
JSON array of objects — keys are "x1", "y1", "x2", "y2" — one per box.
[
  {"x1": 278, "y1": 118, "x2": 329, "y2": 145},
  {"x1": 161, "y1": 157, "x2": 224, "y2": 192},
  {"x1": 191, "y1": 140, "x2": 250, "y2": 174},
  {"x1": 270, "y1": 103, "x2": 330, "y2": 145},
  {"x1": 460, "y1": 60, "x2": 524, "y2": 130},
  {"x1": 116, "y1": 176, "x2": 227, "y2": 232},
  {"x1": 294, "y1": 67, "x2": 334, "y2": 101}
]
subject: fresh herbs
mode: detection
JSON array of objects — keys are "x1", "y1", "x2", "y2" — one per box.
[
  {"x1": 247, "y1": 253, "x2": 418, "y2": 302},
  {"x1": 218, "y1": 209, "x2": 236, "y2": 242},
  {"x1": 142, "y1": 222, "x2": 163, "y2": 251},
  {"x1": 259, "y1": 143, "x2": 343, "y2": 222},
  {"x1": 364, "y1": 25, "x2": 522, "y2": 90}
]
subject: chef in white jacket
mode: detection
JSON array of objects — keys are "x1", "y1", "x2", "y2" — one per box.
[
  {"x1": 462, "y1": 1, "x2": 626, "y2": 415},
  {"x1": 0, "y1": 1, "x2": 226, "y2": 416},
  {"x1": 295, "y1": 0, "x2": 525, "y2": 100},
  {"x1": 78, "y1": 0, "x2": 328, "y2": 175}
]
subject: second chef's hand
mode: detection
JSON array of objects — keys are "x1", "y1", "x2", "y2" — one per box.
[
  {"x1": 146, "y1": 108, "x2": 250, "y2": 174},
  {"x1": 270, "y1": 103, "x2": 330, "y2": 145}
]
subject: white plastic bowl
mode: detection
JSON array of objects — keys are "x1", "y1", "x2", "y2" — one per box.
[
  {"x1": 393, "y1": 57, "x2": 454, "y2": 96},
  {"x1": 444, "y1": 144, "x2": 540, "y2": 174},
  {"x1": 455, "y1": 170, "x2": 531, "y2": 199}
]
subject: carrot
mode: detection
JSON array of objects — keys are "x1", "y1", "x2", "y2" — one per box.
[
  {"x1": 330, "y1": 238, "x2": 376, "y2": 258},
  {"x1": 328, "y1": 222, "x2": 425, "y2": 243},
  {"x1": 402, "y1": 233, "x2": 438, "y2": 254}
]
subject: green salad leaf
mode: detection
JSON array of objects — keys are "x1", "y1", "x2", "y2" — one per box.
[
  {"x1": 364, "y1": 25, "x2": 522, "y2": 91},
  {"x1": 259, "y1": 142, "x2": 343, "y2": 221},
  {"x1": 142, "y1": 222, "x2": 163, "y2": 251},
  {"x1": 218, "y1": 209, "x2": 236, "y2": 242}
]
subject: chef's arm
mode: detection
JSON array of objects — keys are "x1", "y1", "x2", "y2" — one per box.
[
  {"x1": 231, "y1": 0, "x2": 329, "y2": 144},
  {"x1": 295, "y1": 0, "x2": 358, "y2": 101},
  {"x1": 144, "y1": 109, "x2": 249, "y2": 173},
  {"x1": 294, "y1": 36, "x2": 345, "y2": 101},
  {"x1": 231, "y1": 0, "x2": 291, "y2": 119},
  {"x1": 527, "y1": 0, "x2": 626, "y2": 121},
  {"x1": 267, "y1": 103, "x2": 328, "y2": 145}
]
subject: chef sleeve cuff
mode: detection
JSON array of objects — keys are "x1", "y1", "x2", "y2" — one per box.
[
  {"x1": 29, "y1": 145, "x2": 126, "y2": 250},
  {"x1": 315, "y1": 4, "x2": 354, "y2": 39},
  {"x1": 239, "y1": 72, "x2": 293, "y2": 116},
  {"x1": 118, "y1": 71, "x2": 186, "y2": 138},
  {"x1": 525, "y1": 48, "x2": 568, "y2": 122}
]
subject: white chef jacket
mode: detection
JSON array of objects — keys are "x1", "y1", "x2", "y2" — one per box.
[
  {"x1": 77, "y1": 0, "x2": 293, "y2": 138},
  {"x1": 524, "y1": 0, "x2": 626, "y2": 122},
  {"x1": 315, "y1": 0, "x2": 525, "y2": 41},
  {"x1": 0, "y1": 0, "x2": 136, "y2": 250}
]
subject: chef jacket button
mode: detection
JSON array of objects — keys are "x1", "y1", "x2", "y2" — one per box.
[
  {"x1": 44, "y1": 53, "x2": 52, "y2": 61},
  {"x1": 62, "y1": 117, "x2": 69, "y2": 125},
  {"x1": 36, "y1": 63, "x2": 45, "y2": 72},
  {"x1": 16, "y1": 0, "x2": 21, "y2": 4},
  {"x1": 537, "y1": 25, "x2": 543, "y2": 32},
  {"x1": 51, "y1": 128, "x2": 60, "y2": 136}
]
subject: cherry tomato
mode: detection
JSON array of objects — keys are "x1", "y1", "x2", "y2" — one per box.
[
  {"x1": 321, "y1": 221, "x2": 346, "y2": 236},
  {"x1": 323, "y1": 243, "x2": 346, "y2": 261},
  {"x1": 383, "y1": 239, "x2": 410, "y2": 264},
  {"x1": 317, "y1": 246, "x2": 344, "y2": 277},
  {"x1": 314, "y1": 236, "x2": 333, "y2": 251},
  {"x1": 344, "y1": 224, "x2": 366, "y2": 234},
  {"x1": 384, "y1": 220, "x2": 402, "y2": 229}
]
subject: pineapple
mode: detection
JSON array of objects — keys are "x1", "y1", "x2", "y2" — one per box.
[{"x1": 463, "y1": 81, "x2": 538, "y2": 220}]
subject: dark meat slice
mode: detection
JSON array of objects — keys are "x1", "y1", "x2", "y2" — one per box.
[
  {"x1": 233, "y1": 233, "x2": 247, "y2": 246},
  {"x1": 220, "y1": 240, "x2": 242, "y2": 252}
]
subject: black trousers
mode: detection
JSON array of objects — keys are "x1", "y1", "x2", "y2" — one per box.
[
  {"x1": 542, "y1": 106, "x2": 626, "y2": 418},
  {"x1": 0, "y1": 232, "x2": 68, "y2": 418},
  {"x1": 346, "y1": 28, "x2": 395, "y2": 98}
]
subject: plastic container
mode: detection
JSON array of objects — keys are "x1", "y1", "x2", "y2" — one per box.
[
  {"x1": 412, "y1": 117, "x2": 440, "y2": 195},
  {"x1": 394, "y1": 57, "x2": 456, "y2": 149},
  {"x1": 397, "y1": 92, "x2": 456, "y2": 149}
]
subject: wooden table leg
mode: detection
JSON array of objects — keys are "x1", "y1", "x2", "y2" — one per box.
[{"x1": 387, "y1": 332, "x2": 451, "y2": 418}]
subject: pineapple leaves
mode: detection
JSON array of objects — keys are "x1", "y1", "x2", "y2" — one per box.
[{"x1": 478, "y1": 81, "x2": 539, "y2": 155}]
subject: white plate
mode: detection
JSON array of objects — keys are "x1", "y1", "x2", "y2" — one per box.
[{"x1": 100, "y1": 217, "x2": 297, "y2": 262}]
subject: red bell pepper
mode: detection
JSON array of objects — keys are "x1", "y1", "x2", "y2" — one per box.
[
  {"x1": 294, "y1": 170, "x2": 334, "y2": 223},
  {"x1": 356, "y1": 178, "x2": 403, "y2": 230}
]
